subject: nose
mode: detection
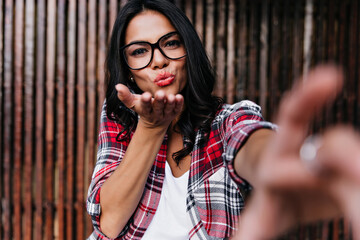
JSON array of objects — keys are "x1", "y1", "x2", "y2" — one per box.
[{"x1": 150, "y1": 48, "x2": 169, "y2": 69}]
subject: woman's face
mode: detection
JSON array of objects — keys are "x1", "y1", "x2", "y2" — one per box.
[{"x1": 124, "y1": 10, "x2": 187, "y2": 96}]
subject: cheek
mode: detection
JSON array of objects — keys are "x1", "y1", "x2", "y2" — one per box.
[
  {"x1": 131, "y1": 71, "x2": 152, "y2": 91},
  {"x1": 135, "y1": 68, "x2": 152, "y2": 80},
  {"x1": 180, "y1": 63, "x2": 188, "y2": 88}
]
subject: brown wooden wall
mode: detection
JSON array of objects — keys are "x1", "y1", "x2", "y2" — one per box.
[{"x1": 0, "y1": 0, "x2": 359, "y2": 239}]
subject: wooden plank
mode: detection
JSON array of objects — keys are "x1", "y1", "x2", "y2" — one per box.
[
  {"x1": 259, "y1": 0, "x2": 269, "y2": 118},
  {"x1": 34, "y1": 0, "x2": 46, "y2": 239},
  {"x1": 195, "y1": 0, "x2": 204, "y2": 41},
  {"x1": 269, "y1": 0, "x2": 281, "y2": 119},
  {"x1": 280, "y1": 0, "x2": 291, "y2": 92},
  {"x1": 226, "y1": 0, "x2": 236, "y2": 104},
  {"x1": 236, "y1": 0, "x2": 248, "y2": 101},
  {"x1": 327, "y1": 0, "x2": 336, "y2": 61},
  {"x1": 324, "y1": 0, "x2": 337, "y2": 126},
  {"x1": 333, "y1": 218, "x2": 339, "y2": 240},
  {"x1": 185, "y1": 0, "x2": 193, "y2": 23},
  {"x1": 13, "y1": 0, "x2": 24, "y2": 239},
  {"x1": 0, "y1": 6, "x2": 3, "y2": 231},
  {"x1": 57, "y1": 0, "x2": 66, "y2": 239},
  {"x1": 205, "y1": 0, "x2": 215, "y2": 64},
  {"x1": 87, "y1": 0, "x2": 97, "y2": 236},
  {"x1": 215, "y1": 0, "x2": 226, "y2": 98},
  {"x1": 24, "y1": 0, "x2": 35, "y2": 239},
  {"x1": 298, "y1": 225, "x2": 306, "y2": 239},
  {"x1": 342, "y1": 218, "x2": 350, "y2": 240},
  {"x1": 347, "y1": 0, "x2": 358, "y2": 126},
  {"x1": 77, "y1": 0, "x2": 87, "y2": 239},
  {"x1": 315, "y1": 222, "x2": 323, "y2": 239},
  {"x1": 97, "y1": 0, "x2": 107, "y2": 118},
  {"x1": 336, "y1": 0, "x2": 347, "y2": 125},
  {"x1": 358, "y1": 0, "x2": 360, "y2": 129},
  {"x1": 302, "y1": 0, "x2": 313, "y2": 78},
  {"x1": 302, "y1": 0, "x2": 313, "y2": 81},
  {"x1": 108, "y1": 0, "x2": 118, "y2": 41},
  {"x1": 3, "y1": 0, "x2": 13, "y2": 239},
  {"x1": 309, "y1": 223, "x2": 317, "y2": 239},
  {"x1": 248, "y1": 0, "x2": 259, "y2": 102},
  {"x1": 66, "y1": 0, "x2": 76, "y2": 239},
  {"x1": 45, "y1": 0, "x2": 56, "y2": 239},
  {"x1": 322, "y1": 221, "x2": 330, "y2": 240},
  {"x1": 292, "y1": 0, "x2": 304, "y2": 82},
  {"x1": 316, "y1": 0, "x2": 327, "y2": 63}
]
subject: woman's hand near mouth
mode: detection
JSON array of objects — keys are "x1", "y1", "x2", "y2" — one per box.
[{"x1": 116, "y1": 83, "x2": 184, "y2": 129}]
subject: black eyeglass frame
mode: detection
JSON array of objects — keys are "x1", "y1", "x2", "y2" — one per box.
[{"x1": 120, "y1": 31, "x2": 187, "y2": 70}]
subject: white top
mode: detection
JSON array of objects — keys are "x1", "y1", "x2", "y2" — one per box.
[{"x1": 142, "y1": 161, "x2": 192, "y2": 240}]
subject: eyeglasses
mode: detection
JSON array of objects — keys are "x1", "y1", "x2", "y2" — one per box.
[{"x1": 121, "y1": 31, "x2": 187, "y2": 70}]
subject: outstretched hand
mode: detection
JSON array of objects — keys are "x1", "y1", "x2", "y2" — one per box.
[
  {"x1": 115, "y1": 84, "x2": 184, "y2": 129},
  {"x1": 316, "y1": 126, "x2": 360, "y2": 239},
  {"x1": 233, "y1": 65, "x2": 360, "y2": 239}
]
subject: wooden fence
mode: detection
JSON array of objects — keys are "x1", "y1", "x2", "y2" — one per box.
[{"x1": 0, "y1": 0, "x2": 359, "y2": 239}]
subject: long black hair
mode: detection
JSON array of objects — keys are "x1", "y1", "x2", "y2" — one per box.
[{"x1": 105, "y1": 0, "x2": 223, "y2": 164}]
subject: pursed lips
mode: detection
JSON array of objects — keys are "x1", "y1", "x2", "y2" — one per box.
[{"x1": 154, "y1": 72, "x2": 175, "y2": 87}]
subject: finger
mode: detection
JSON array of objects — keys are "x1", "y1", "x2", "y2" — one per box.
[
  {"x1": 115, "y1": 84, "x2": 136, "y2": 109},
  {"x1": 173, "y1": 94, "x2": 184, "y2": 114},
  {"x1": 139, "y1": 92, "x2": 152, "y2": 115},
  {"x1": 274, "y1": 65, "x2": 343, "y2": 155},
  {"x1": 259, "y1": 156, "x2": 321, "y2": 190},
  {"x1": 317, "y1": 126, "x2": 360, "y2": 183},
  {"x1": 152, "y1": 91, "x2": 165, "y2": 115},
  {"x1": 163, "y1": 94, "x2": 175, "y2": 115},
  {"x1": 329, "y1": 180, "x2": 360, "y2": 240}
]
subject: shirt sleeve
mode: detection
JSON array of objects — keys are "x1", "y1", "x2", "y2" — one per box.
[
  {"x1": 86, "y1": 102, "x2": 130, "y2": 239},
  {"x1": 219, "y1": 100, "x2": 277, "y2": 192}
]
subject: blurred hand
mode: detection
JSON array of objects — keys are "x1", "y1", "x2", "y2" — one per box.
[
  {"x1": 115, "y1": 84, "x2": 184, "y2": 129},
  {"x1": 232, "y1": 65, "x2": 359, "y2": 239},
  {"x1": 316, "y1": 126, "x2": 360, "y2": 240}
]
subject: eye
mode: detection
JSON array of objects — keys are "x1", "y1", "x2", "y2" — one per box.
[
  {"x1": 165, "y1": 40, "x2": 182, "y2": 48},
  {"x1": 125, "y1": 43, "x2": 151, "y2": 58},
  {"x1": 130, "y1": 48, "x2": 149, "y2": 57}
]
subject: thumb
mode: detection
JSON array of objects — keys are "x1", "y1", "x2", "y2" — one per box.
[{"x1": 115, "y1": 84, "x2": 136, "y2": 109}]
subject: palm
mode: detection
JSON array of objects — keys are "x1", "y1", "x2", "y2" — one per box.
[{"x1": 115, "y1": 83, "x2": 184, "y2": 128}]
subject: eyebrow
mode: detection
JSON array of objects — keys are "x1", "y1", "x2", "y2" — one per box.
[{"x1": 126, "y1": 31, "x2": 178, "y2": 45}]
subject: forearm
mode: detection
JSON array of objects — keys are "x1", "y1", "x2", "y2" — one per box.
[
  {"x1": 99, "y1": 122, "x2": 167, "y2": 238},
  {"x1": 234, "y1": 128, "x2": 274, "y2": 187}
]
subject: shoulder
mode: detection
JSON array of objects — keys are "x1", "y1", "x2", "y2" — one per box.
[{"x1": 215, "y1": 100, "x2": 263, "y2": 122}]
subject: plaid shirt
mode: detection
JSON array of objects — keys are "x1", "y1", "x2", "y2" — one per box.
[{"x1": 87, "y1": 100, "x2": 275, "y2": 240}]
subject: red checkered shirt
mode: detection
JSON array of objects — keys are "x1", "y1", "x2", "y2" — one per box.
[{"x1": 87, "y1": 100, "x2": 275, "y2": 240}]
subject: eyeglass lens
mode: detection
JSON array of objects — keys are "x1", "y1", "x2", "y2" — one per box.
[{"x1": 123, "y1": 32, "x2": 186, "y2": 70}]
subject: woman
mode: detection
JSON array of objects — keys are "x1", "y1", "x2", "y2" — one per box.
[
  {"x1": 87, "y1": 0, "x2": 359, "y2": 239},
  {"x1": 87, "y1": 0, "x2": 275, "y2": 239}
]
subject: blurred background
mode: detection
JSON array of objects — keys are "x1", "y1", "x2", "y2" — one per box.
[{"x1": 0, "y1": 0, "x2": 359, "y2": 239}]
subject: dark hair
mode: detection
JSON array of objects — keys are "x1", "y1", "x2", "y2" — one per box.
[{"x1": 105, "y1": 0, "x2": 223, "y2": 164}]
